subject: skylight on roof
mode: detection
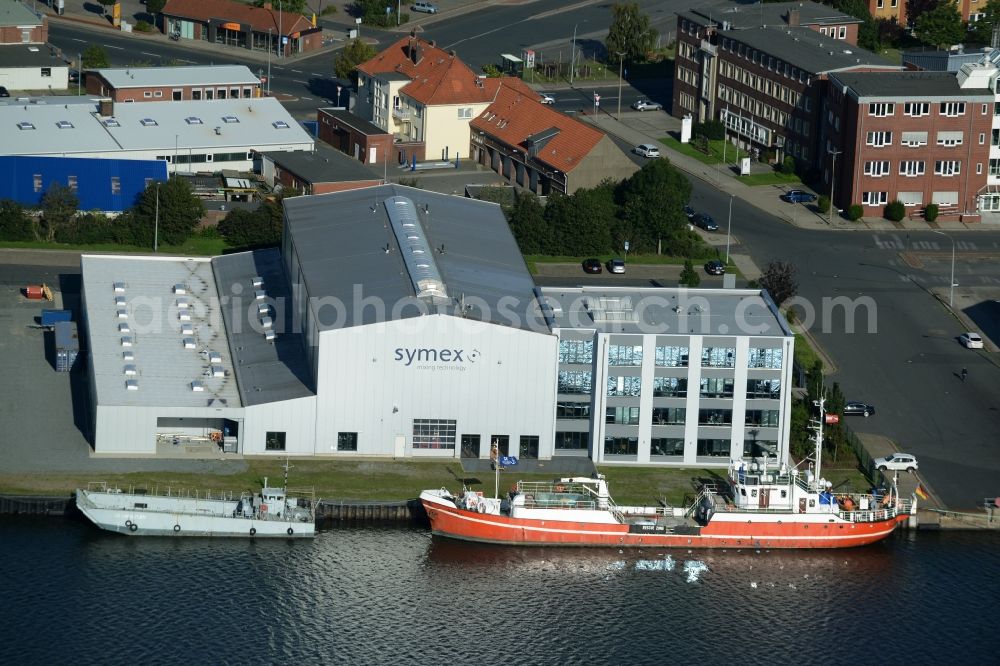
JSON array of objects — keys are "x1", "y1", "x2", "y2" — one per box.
[
  {"x1": 222, "y1": 115, "x2": 240, "y2": 123},
  {"x1": 56, "y1": 121, "x2": 74, "y2": 129},
  {"x1": 16, "y1": 122, "x2": 35, "y2": 130},
  {"x1": 140, "y1": 118, "x2": 158, "y2": 127},
  {"x1": 185, "y1": 116, "x2": 203, "y2": 125},
  {"x1": 103, "y1": 118, "x2": 121, "y2": 127},
  {"x1": 272, "y1": 120, "x2": 290, "y2": 129}
]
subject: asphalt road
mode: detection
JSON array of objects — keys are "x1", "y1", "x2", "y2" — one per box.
[{"x1": 688, "y1": 178, "x2": 1000, "y2": 509}]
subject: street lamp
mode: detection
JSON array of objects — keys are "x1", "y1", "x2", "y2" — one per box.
[
  {"x1": 154, "y1": 182, "x2": 160, "y2": 253},
  {"x1": 77, "y1": 52, "x2": 81, "y2": 96},
  {"x1": 267, "y1": 28, "x2": 273, "y2": 95},
  {"x1": 616, "y1": 52, "x2": 625, "y2": 120},
  {"x1": 932, "y1": 230, "x2": 956, "y2": 307},
  {"x1": 828, "y1": 148, "x2": 842, "y2": 225},
  {"x1": 278, "y1": 0, "x2": 283, "y2": 59},
  {"x1": 725, "y1": 194, "x2": 733, "y2": 264}
]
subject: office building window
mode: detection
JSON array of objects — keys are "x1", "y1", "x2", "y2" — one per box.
[
  {"x1": 652, "y1": 376, "x2": 687, "y2": 397},
  {"x1": 699, "y1": 409, "x2": 733, "y2": 425},
  {"x1": 862, "y1": 191, "x2": 888, "y2": 206},
  {"x1": 606, "y1": 406, "x2": 641, "y2": 425},
  {"x1": 519, "y1": 435, "x2": 539, "y2": 459},
  {"x1": 559, "y1": 340, "x2": 593, "y2": 364},
  {"x1": 746, "y1": 378, "x2": 781, "y2": 398},
  {"x1": 607, "y1": 375, "x2": 642, "y2": 396},
  {"x1": 697, "y1": 438, "x2": 731, "y2": 457},
  {"x1": 651, "y1": 407, "x2": 686, "y2": 425},
  {"x1": 864, "y1": 160, "x2": 891, "y2": 177},
  {"x1": 868, "y1": 103, "x2": 894, "y2": 117},
  {"x1": 555, "y1": 431, "x2": 589, "y2": 450},
  {"x1": 940, "y1": 102, "x2": 965, "y2": 117},
  {"x1": 748, "y1": 348, "x2": 783, "y2": 368},
  {"x1": 604, "y1": 436, "x2": 638, "y2": 456},
  {"x1": 607, "y1": 344, "x2": 643, "y2": 366},
  {"x1": 651, "y1": 438, "x2": 685, "y2": 456},
  {"x1": 900, "y1": 160, "x2": 925, "y2": 177},
  {"x1": 701, "y1": 347, "x2": 736, "y2": 367},
  {"x1": 558, "y1": 371, "x2": 592, "y2": 394},
  {"x1": 654, "y1": 346, "x2": 689, "y2": 367},
  {"x1": 265, "y1": 431, "x2": 286, "y2": 451},
  {"x1": 866, "y1": 131, "x2": 892, "y2": 147},
  {"x1": 700, "y1": 377, "x2": 735, "y2": 398},
  {"x1": 934, "y1": 160, "x2": 960, "y2": 176},
  {"x1": 745, "y1": 410, "x2": 780, "y2": 427},
  {"x1": 556, "y1": 402, "x2": 591, "y2": 419}
]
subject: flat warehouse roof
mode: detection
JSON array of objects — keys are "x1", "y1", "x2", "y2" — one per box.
[
  {"x1": 539, "y1": 287, "x2": 792, "y2": 338},
  {"x1": 93, "y1": 65, "x2": 260, "y2": 89},
  {"x1": 81, "y1": 255, "x2": 242, "y2": 408}
]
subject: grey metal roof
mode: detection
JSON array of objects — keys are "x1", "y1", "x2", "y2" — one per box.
[
  {"x1": 902, "y1": 47, "x2": 995, "y2": 72},
  {"x1": 539, "y1": 287, "x2": 792, "y2": 338},
  {"x1": 681, "y1": 1, "x2": 859, "y2": 29},
  {"x1": 0, "y1": 97, "x2": 313, "y2": 157},
  {"x1": 282, "y1": 184, "x2": 540, "y2": 331},
  {"x1": 830, "y1": 71, "x2": 993, "y2": 99},
  {"x1": 211, "y1": 249, "x2": 315, "y2": 406},
  {"x1": 92, "y1": 65, "x2": 260, "y2": 89},
  {"x1": 81, "y1": 255, "x2": 242, "y2": 408},
  {"x1": 319, "y1": 108, "x2": 389, "y2": 136},
  {"x1": 720, "y1": 25, "x2": 895, "y2": 74},
  {"x1": 260, "y1": 144, "x2": 379, "y2": 184},
  {"x1": 0, "y1": 44, "x2": 68, "y2": 68},
  {"x1": 0, "y1": 1, "x2": 42, "y2": 27}
]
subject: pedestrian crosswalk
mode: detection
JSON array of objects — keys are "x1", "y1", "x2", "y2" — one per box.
[{"x1": 872, "y1": 234, "x2": 983, "y2": 251}]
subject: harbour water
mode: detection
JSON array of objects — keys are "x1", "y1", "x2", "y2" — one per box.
[{"x1": 1, "y1": 517, "x2": 997, "y2": 664}]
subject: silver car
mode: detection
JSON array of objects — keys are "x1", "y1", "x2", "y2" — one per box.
[
  {"x1": 634, "y1": 143, "x2": 660, "y2": 158},
  {"x1": 412, "y1": 1, "x2": 438, "y2": 13}
]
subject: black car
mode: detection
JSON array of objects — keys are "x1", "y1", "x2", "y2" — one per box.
[
  {"x1": 704, "y1": 260, "x2": 725, "y2": 276},
  {"x1": 844, "y1": 401, "x2": 875, "y2": 417},
  {"x1": 692, "y1": 213, "x2": 718, "y2": 231},
  {"x1": 582, "y1": 258, "x2": 602, "y2": 274},
  {"x1": 683, "y1": 205, "x2": 696, "y2": 220},
  {"x1": 0, "y1": 86, "x2": 9, "y2": 98}
]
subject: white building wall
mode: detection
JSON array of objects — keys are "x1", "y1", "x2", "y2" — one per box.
[
  {"x1": 0, "y1": 66, "x2": 69, "y2": 91},
  {"x1": 241, "y1": 396, "x2": 317, "y2": 455},
  {"x1": 423, "y1": 103, "x2": 489, "y2": 161},
  {"x1": 94, "y1": 404, "x2": 243, "y2": 454},
  {"x1": 314, "y1": 315, "x2": 558, "y2": 458}
]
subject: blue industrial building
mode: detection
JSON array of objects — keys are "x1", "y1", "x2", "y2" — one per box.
[{"x1": 0, "y1": 156, "x2": 168, "y2": 212}]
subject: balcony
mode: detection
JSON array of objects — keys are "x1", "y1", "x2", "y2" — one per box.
[{"x1": 392, "y1": 107, "x2": 411, "y2": 121}]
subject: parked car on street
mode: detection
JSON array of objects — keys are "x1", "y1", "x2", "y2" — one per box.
[
  {"x1": 684, "y1": 205, "x2": 696, "y2": 220},
  {"x1": 582, "y1": 258, "x2": 602, "y2": 274},
  {"x1": 959, "y1": 332, "x2": 984, "y2": 349},
  {"x1": 607, "y1": 258, "x2": 626, "y2": 274},
  {"x1": 0, "y1": 86, "x2": 9, "y2": 98},
  {"x1": 691, "y1": 213, "x2": 718, "y2": 231},
  {"x1": 704, "y1": 260, "x2": 726, "y2": 276},
  {"x1": 844, "y1": 401, "x2": 875, "y2": 417},
  {"x1": 539, "y1": 93, "x2": 555, "y2": 104},
  {"x1": 412, "y1": 1, "x2": 438, "y2": 13},
  {"x1": 631, "y1": 100, "x2": 662, "y2": 111},
  {"x1": 633, "y1": 143, "x2": 660, "y2": 158},
  {"x1": 780, "y1": 189, "x2": 817, "y2": 203},
  {"x1": 873, "y1": 453, "x2": 918, "y2": 473}
]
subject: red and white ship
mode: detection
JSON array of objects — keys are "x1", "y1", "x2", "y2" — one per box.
[{"x1": 420, "y1": 400, "x2": 917, "y2": 550}]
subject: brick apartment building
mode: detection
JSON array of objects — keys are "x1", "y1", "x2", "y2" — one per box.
[
  {"x1": 0, "y1": 0, "x2": 46, "y2": 44},
  {"x1": 673, "y1": 2, "x2": 896, "y2": 170},
  {"x1": 826, "y1": 68, "x2": 994, "y2": 220}
]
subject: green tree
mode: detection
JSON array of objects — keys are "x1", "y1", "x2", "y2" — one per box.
[
  {"x1": 969, "y1": 0, "x2": 1000, "y2": 43},
  {"x1": 335, "y1": 39, "x2": 378, "y2": 81},
  {"x1": 133, "y1": 177, "x2": 205, "y2": 247},
  {"x1": 504, "y1": 191, "x2": 549, "y2": 254},
  {"x1": 605, "y1": 2, "x2": 658, "y2": 65},
  {"x1": 678, "y1": 259, "x2": 700, "y2": 287},
  {"x1": 0, "y1": 200, "x2": 33, "y2": 241},
  {"x1": 355, "y1": 0, "x2": 408, "y2": 26},
  {"x1": 82, "y1": 45, "x2": 110, "y2": 69},
  {"x1": 906, "y1": 0, "x2": 943, "y2": 28},
  {"x1": 40, "y1": 183, "x2": 79, "y2": 242},
  {"x1": 614, "y1": 159, "x2": 690, "y2": 254},
  {"x1": 544, "y1": 186, "x2": 615, "y2": 255},
  {"x1": 759, "y1": 260, "x2": 798, "y2": 306},
  {"x1": 145, "y1": 0, "x2": 166, "y2": 14},
  {"x1": 916, "y1": 3, "x2": 966, "y2": 48},
  {"x1": 834, "y1": 0, "x2": 881, "y2": 51},
  {"x1": 217, "y1": 202, "x2": 283, "y2": 249},
  {"x1": 481, "y1": 64, "x2": 503, "y2": 78}
]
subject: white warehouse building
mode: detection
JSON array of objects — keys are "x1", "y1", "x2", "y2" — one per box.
[{"x1": 80, "y1": 184, "x2": 795, "y2": 466}]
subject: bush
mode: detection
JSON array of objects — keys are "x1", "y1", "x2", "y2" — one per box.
[
  {"x1": 925, "y1": 203, "x2": 939, "y2": 222},
  {"x1": 134, "y1": 20, "x2": 153, "y2": 32},
  {"x1": 884, "y1": 200, "x2": 905, "y2": 222},
  {"x1": 848, "y1": 204, "x2": 864, "y2": 221},
  {"x1": 691, "y1": 134, "x2": 709, "y2": 154},
  {"x1": 693, "y1": 120, "x2": 725, "y2": 141},
  {"x1": 0, "y1": 199, "x2": 34, "y2": 241},
  {"x1": 816, "y1": 195, "x2": 830, "y2": 214},
  {"x1": 780, "y1": 156, "x2": 796, "y2": 175},
  {"x1": 320, "y1": 5, "x2": 337, "y2": 14},
  {"x1": 679, "y1": 258, "x2": 701, "y2": 287}
]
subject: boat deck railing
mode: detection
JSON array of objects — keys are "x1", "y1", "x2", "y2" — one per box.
[{"x1": 83, "y1": 482, "x2": 317, "y2": 520}]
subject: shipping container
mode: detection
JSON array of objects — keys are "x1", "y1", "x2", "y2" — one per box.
[
  {"x1": 55, "y1": 321, "x2": 80, "y2": 372},
  {"x1": 41, "y1": 309, "x2": 73, "y2": 327},
  {"x1": 24, "y1": 285, "x2": 45, "y2": 300}
]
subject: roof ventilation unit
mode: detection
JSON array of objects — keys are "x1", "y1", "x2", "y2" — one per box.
[
  {"x1": 123, "y1": 350, "x2": 134, "y2": 361},
  {"x1": 126, "y1": 379, "x2": 139, "y2": 391},
  {"x1": 191, "y1": 381, "x2": 205, "y2": 392},
  {"x1": 209, "y1": 365, "x2": 225, "y2": 378},
  {"x1": 260, "y1": 316, "x2": 273, "y2": 329},
  {"x1": 251, "y1": 276, "x2": 264, "y2": 289},
  {"x1": 116, "y1": 308, "x2": 128, "y2": 320},
  {"x1": 254, "y1": 289, "x2": 267, "y2": 301},
  {"x1": 179, "y1": 311, "x2": 191, "y2": 322},
  {"x1": 182, "y1": 337, "x2": 196, "y2": 349},
  {"x1": 124, "y1": 364, "x2": 137, "y2": 376},
  {"x1": 264, "y1": 329, "x2": 276, "y2": 341},
  {"x1": 119, "y1": 323, "x2": 131, "y2": 333},
  {"x1": 173, "y1": 284, "x2": 187, "y2": 295},
  {"x1": 121, "y1": 336, "x2": 133, "y2": 347},
  {"x1": 176, "y1": 297, "x2": 190, "y2": 309},
  {"x1": 114, "y1": 295, "x2": 126, "y2": 307},
  {"x1": 113, "y1": 282, "x2": 125, "y2": 293},
  {"x1": 181, "y1": 323, "x2": 194, "y2": 335},
  {"x1": 257, "y1": 303, "x2": 270, "y2": 315},
  {"x1": 208, "y1": 351, "x2": 222, "y2": 363}
]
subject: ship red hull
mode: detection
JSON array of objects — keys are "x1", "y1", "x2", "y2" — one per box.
[{"x1": 422, "y1": 500, "x2": 907, "y2": 549}]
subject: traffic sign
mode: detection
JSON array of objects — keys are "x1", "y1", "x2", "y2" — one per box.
[{"x1": 824, "y1": 413, "x2": 840, "y2": 425}]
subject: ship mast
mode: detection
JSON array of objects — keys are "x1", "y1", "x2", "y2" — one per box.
[{"x1": 809, "y1": 396, "x2": 825, "y2": 490}]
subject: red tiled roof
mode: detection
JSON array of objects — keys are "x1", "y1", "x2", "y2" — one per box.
[
  {"x1": 471, "y1": 80, "x2": 604, "y2": 173},
  {"x1": 161, "y1": 0, "x2": 313, "y2": 35},
  {"x1": 357, "y1": 36, "x2": 492, "y2": 106}
]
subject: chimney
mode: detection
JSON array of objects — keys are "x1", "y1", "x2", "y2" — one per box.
[
  {"x1": 449, "y1": 49, "x2": 456, "y2": 58},
  {"x1": 787, "y1": 9, "x2": 800, "y2": 27},
  {"x1": 412, "y1": 44, "x2": 423, "y2": 65},
  {"x1": 99, "y1": 98, "x2": 113, "y2": 117}
]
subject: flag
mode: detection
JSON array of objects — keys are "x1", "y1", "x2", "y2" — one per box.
[{"x1": 915, "y1": 484, "x2": 929, "y2": 500}]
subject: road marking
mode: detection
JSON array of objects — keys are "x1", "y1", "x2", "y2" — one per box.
[
  {"x1": 311, "y1": 73, "x2": 323, "y2": 77},
  {"x1": 957, "y1": 240, "x2": 978, "y2": 250},
  {"x1": 293, "y1": 79, "x2": 308, "y2": 84},
  {"x1": 70, "y1": 38, "x2": 87, "y2": 43},
  {"x1": 140, "y1": 52, "x2": 160, "y2": 57},
  {"x1": 301, "y1": 96, "x2": 313, "y2": 101},
  {"x1": 105, "y1": 45, "x2": 125, "y2": 51},
  {"x1": 291, "y1": 69, "x2": 303, "y2": 73}
]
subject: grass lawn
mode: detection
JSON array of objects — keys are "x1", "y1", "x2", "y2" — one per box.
[
  {"x1": 0, "y1": 236, "x2": 229, "y2": 256},
  {"x1": 738, "y1": 171, "x2": 801, "y2": 187},
  {"x1": 793, "y1": 331, "x2": 823, "y2": 372},
  {"x1": 661, "y1": 135, "x2": 748, "y2": 165},
  {"x1": 0, "y1": 458, "x2": 877, "y2": 504}
]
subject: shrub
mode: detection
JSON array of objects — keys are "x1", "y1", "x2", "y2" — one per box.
[
  {"x1": 691, "y1": 134, "x2": 709, "y2": 154},
  {"x1": 134, "y1": 20, "x2": 153, "y2": 32},
  {"x1": 925, "y1": 203, "x2": 939, "y2": 222},
  {"x1": 848, "y1": 204, "x2": 864, "y2": 221},
  {"x1": 679, "y1": 258, "x2": 701, "y2": 287},
  {"x1": 320, "y1": 5, "x2": 337, "y2": 14},
  {"x1": 884, "y1": 200, "x2": 905, "y2": 222},
  {"x1": 816, "y1": 195, "x2": 830, "y2": 214},
  {"x1": 780, "y1": 156, "x2": 796, "y2": 175},
  {"x1": 693, "y1": 120, "x2": 725, "y2": 141}
]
